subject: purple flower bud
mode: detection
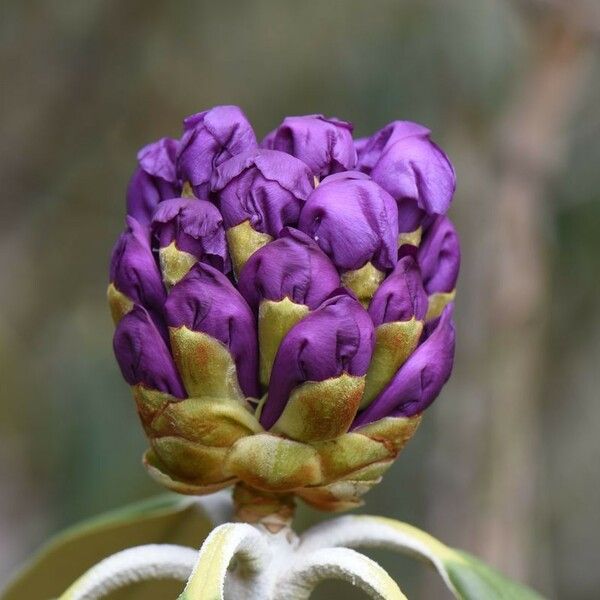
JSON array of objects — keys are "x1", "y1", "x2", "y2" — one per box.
[
  {"x1": 212, "y1": 149, "x2": 314, "y2": 237},
  {"x1": 261, "y1": 294, "x2": 374, "y2": 429},
  {"x1": 263, "y1": 115, "x2": 356, "y2": 178},
  {"x1": 113, "y1": 305, "x2": 186, "y2": 398},
  {"x1": 151, "y1": 198, "x2": 231, "y2": 274},
  {"x1": 298, "y1": 171, "x2": 398, "y2": 272},
  {"x1": 126, "y1": 138, "x2": 180, "y2": 226},
  {"x1": 353, "y1": 305, "x2": 455, "y2": 426},
  {"x1": 110, "y1": 107, "x2": 461, "y2": 500},
  {"x1": 368, "y1": 256, "x2": 428, "y2": 326},
  {"x1": 397, "y1": 200, "x2": 427, "y2": 234},
  {"x1": 164, "y1": 263, "x2": 259, "y2": 398},
  {"x1": 109, "y1": 217, "x2": 166, "y2": 315},
  {"x1": 357, "y1": 121, "x2": 456, "y2": 225},
  {"x1": 358, "y1": 122, "x2": 429, "y2": 173},
  {"x1": 177, "y1": 105, "x2": 258, "y2": 198},
  {"x1": 417, "y1": 215, "x2": 460, "y2": 294},
  {"x1": 237, "y1": 228, "x2": 340, "y2": 311}
]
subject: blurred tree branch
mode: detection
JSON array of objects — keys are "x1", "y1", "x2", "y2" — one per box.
[
  {"x1": 483, "y1": 3, "x2": 592, "y2": 582},
  {"x1": 427, "y1": 2, "x2": 594, "y2": 596},
  {"x1": 517, "y1": 0, "x2": 600, "y2": 37}
]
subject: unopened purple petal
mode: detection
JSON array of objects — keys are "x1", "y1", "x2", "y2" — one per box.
[
  {"x1": 126, "y1": 137, "x2": 180, "y2": 225},
  {"x1": 113, "y1": 304, "x2": 186, "y2": 398},
  {"x1": 137, "y1": 137, "x2": 179, "y2": 182},
  {"x1": 298, "y1": 172, "x2": 398, "y2": 271},
  {"x1": 126, "y1": 169, "x2": 161, "y2": 226},
  {"x1": 358, "y1": 121, "x2": 456, "y2": 217},
  {"x1": 109, "y1": 217, "x2": 166, "y2": 314},
  {"x1": 261, "y1": 294, "x2": 374, "y2": 428},
  {"x1": 237, "y1": 227, "x2": 340, "y2": 310},
  {"x1": 151, "y1": 198, "x2": 230, "y2": 273},
  {"x1": 353, "y1": 305, "x2": 455, "y2": 426},
  {"x1": 164, "y1": 263, "x2": 259, "y2": 398},
  {"x1": 368, "y1": 256, "x2": 428, "y2": 326},
  {"x1": 357, "y1": 121, "x2": 430, "y2": 174},
  {"x1": 319, "y1": 170, "x2": 370, "y2": 184},
  {"x1": 268, "y1": 114, "x2": 356, "y2": 177},
  {"x1": 417, "y1": 216, "x2": 460, "y2": 294},
  {"x1": 177, "y1": 105, "x2": 257, "y2": 198},
  {"x1": 213, "y1": 149, "x2": 313, "y2": 236},
  {"x1": 397, "y1": 198, "x2": 426, "y2": 234}
]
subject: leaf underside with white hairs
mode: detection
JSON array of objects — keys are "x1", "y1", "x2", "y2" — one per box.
[
  {"x1": 1, "y1": 492, "x2": 231, "y2": 600},
  {"x1": 277, "y1": 547, "x2": 407, "y2": 600},
  {"x1": 58, "y1": 544, "x2": 197, "y2": 600},
  {"x1": 3, "y1": 495, "x2": 546, "y2": 600},
  {"x1": 299, "y1": 515, "x2": 545, "y2": 600}
]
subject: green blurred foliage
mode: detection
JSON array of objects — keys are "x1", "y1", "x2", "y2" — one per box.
[{"x1": 1, "y1": 1, "x2": 599, "y2": 598}]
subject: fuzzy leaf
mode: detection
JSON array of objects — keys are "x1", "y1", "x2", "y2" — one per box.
[
  {"x1": 278, "y1": 547, "x2": 407, "y2": 599},
  {"x1": 1, "y1": 492, "x2": 231, "y2": 600},
  {"x1": 299, "y1": 515, "x2": 545, "y2": 600},
  {"x1": 444, "y1": 549, "x2": 544, "y2": 600},
  {"x1": 178, "y1": 523, "x2": 267, "y2": 600}
]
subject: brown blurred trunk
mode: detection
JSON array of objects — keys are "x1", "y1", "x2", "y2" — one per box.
[
  {"x1": 481, "y1": 14, "x2": 588, "y2": 583},
  {"x1": 425, "y1": 8, "x2": 591, "y2": 596}
]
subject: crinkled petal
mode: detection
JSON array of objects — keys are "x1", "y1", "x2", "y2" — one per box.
[
  {"x1": 237, "y1": 227, "x2": 340, "y2": 310},
  {"x1": 358, "y1": 121, "x2": 455, "y2": 217},
  {"x1": 137, "y1": 137, "x2": 179, "y2": 181},
  {"x1": 298, "y1": 171, "x2": 398, "y2": 272},
  {"x1": 213, "y1": 149, "x2": 313, "y2": 236},
  {"x1": 268, "y1": 114, "x2": 356, "y2": 177},
  {"x1": 126, "y1": 138, "x2": 180, "y2": 225},
  {"x1": 151, "y1": 198, "x2": 230, "y2": 272},
  {"x1": 176, "y1": 105, "x2": 257, "y2": 197},
  {"x1": 357, "y1": 121, "x2": 430, "y2": 174},
  {"x1": 109, "y1": 217, "x2": 166, "y2": 314}
]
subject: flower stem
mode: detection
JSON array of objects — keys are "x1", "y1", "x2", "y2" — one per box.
[{"x1": 232, "y1": 482, "x2": 296, "y2": 534}]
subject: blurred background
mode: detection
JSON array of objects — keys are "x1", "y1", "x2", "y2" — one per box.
[{"x1": 1, "y1": 0, "x2": 599, "y2": 597}]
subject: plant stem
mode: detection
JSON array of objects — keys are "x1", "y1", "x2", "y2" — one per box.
[{"x1": 232, "y1": 482, "x2": 296, "y2": 534}]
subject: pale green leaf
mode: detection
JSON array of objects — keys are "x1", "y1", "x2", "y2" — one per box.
[
  {"x1": 444, "y1": 549, "x2": 544, "y2": 600},
  {"x1": 2, "y1": 493, "x2": 229, "y2": 600},
  {"x1": 178, "y1": 522, "x2": 267, "y2": 600},
  {"x1": 280, "y1": 547, "x2": 407, "y2": 600},
  {"x1": 299, "y1": 515, "x2": 546, "y2": 600}
]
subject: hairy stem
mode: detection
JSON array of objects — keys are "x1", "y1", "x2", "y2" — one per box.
[{"x1": 232, "y1": 482, "x2": 296, "y2": 534}]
